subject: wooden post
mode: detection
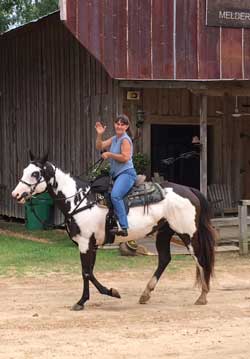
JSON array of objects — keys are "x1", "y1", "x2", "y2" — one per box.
[
  {"x1": 200, "y1": 94, "x2": 207, "y2": 197},
  {"x1": 239, "y1": 200, "x2": 249, "y2": 255}
]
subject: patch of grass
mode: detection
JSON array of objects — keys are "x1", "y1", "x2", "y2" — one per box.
[
  {"x1": 0, "y1": 234, "x2": 77, "y2": 276},
  {"x1": 0, "y1": 221, "x2": 193, "y2": 277},
  {"x1": 0, "y1": 220, "x2": 67, "y2": 243}
]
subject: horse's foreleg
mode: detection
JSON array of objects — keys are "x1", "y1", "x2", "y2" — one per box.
[
  {"x1": 89, "y1": 273, "x2": 121, "y2": 299},
  {"x1": 179, "y1": 233, "x2": 208, "y2": 305},
  {"x1": 139, "y1": 225, "x2": 173, "y2": 304},
  {"x1": 87, "y1": 240, "x2": 121, "y2": 299},
  {"x1": 71, "y1": 252, "x2": 91, "y2": 311},
  {"x1": 72, "y1": 236, "x2": 121, "y2": 311}
]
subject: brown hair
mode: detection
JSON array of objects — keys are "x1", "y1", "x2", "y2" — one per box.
[
  {"x1": 114, "y1": 114, "x2": 134, "y2": 139},
  {"x1": 114, "y1": 114, "x2": 130, "y2": 125}
]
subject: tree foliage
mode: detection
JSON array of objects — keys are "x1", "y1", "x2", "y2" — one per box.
[{"x1": 0, "y1": 0, "x2": 59, "y2": 33}]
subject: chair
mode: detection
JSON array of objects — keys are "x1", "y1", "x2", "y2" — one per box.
[{"x1": 207, "y1": 183, "x2": 238, "y2": 217}]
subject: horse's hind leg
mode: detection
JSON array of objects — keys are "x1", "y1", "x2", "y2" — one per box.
[
  {"x1": 139, "y1": 225, "x2": 173, "y2": 304},
  {"x1": 178, "y1": 233, "x2": 208, "y2": 305}
]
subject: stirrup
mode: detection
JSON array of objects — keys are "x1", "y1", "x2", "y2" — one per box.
[{"x1": 109, "y1": 228, "x2": 128, "y2": 237}]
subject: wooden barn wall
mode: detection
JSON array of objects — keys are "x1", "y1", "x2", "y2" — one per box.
[
  {"x1": 0, "y1": 13, "x2": 122, "y2": 220},
  {"x1": 123, "y1": 88, "x2": 250, "y2": 202},
  {"x1": 64, "y1": 0, "x2": 250, "y2": 80}
]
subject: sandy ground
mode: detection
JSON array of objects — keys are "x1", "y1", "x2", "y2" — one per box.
[{"x1": 1, "y1": 255, "x2": 250, "y2": 359}]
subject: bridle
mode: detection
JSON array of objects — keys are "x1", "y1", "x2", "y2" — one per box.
[
  {"x1": 16, "y1": 159, "x2": 104, "y2": 231},
  {"x1": 18, "y1": 162, "x2": 91, "y2": 205},
  {"x1": 19, "y1": 177, "x2": 46, "y2": 196},
  {"x1": 18, "y1": 161, "x2": 55, "y2": 198},
  {"x1": 18, "y1": 159, "x2": 106, "y2": 215}
]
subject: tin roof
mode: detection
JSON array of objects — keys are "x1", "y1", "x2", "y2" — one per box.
[{"x1": 61, "y1": 0, "x2": 250, "y2": 80}]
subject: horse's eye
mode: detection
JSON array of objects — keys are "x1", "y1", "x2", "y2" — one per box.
[{"x1": 31, "y1": 171, "x2": 40, "y2": 179}]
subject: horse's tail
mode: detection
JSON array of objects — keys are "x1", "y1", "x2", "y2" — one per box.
[{"x1": 190, "y1": 188, "x2": 217, "y2": 290}]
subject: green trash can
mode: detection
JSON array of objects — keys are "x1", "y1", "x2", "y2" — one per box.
[{"x1": 25, "y1": 192, "x2": 54, "y2": 230}]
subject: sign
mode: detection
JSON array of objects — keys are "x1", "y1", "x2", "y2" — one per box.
[
  {"x1": 127, "y1": 91, "x2": 140, "y2": 100},
  {"x1": 206, "y1": 0, "x2": 250, "y2": 28}
]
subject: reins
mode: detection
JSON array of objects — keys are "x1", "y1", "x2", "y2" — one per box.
[{"x1": 79, "y1": 157, "x2": 104, "y2": 178}]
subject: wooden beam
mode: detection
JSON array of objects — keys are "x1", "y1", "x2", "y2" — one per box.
[
  {"x1": 190, "y1": 88, "x2": 250, "y2": 96},
  {"x1": 119, "y1": 80, "x2": 250, "y2": 96},
  {"x1": 239, "y1": 202, "x2": 249, "y2": 255},
  {"x1": 200, "y1": 94, "x2": 207, "y2": 197},
  {"x1": 119, "y1": 80, "x2": 208, "y2": 89},
  {"x1": 146, "y1": 115, "x2": 219, "y2": 125}
]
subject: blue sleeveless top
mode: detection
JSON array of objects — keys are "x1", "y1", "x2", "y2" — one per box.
[{"x1": 109, "y1": 133, "x2": 134, "y2": 178}]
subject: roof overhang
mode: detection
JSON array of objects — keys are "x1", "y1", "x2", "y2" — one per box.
[{"x1": 119, "y1": 80, "x2": 250, "y2": 96}]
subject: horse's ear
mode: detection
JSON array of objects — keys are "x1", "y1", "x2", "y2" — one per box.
[
  {"x1": 29, "y1": 150, "x2": 35, "y2": 161},
  {"x1": 40, "y1": 152, "x2": 49, "y2": 165}
]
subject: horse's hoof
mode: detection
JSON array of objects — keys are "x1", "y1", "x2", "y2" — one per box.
[
  {"x1": 71, "y1": 303, "x2": 84, "y2": 311},
  {"x1": 111, "y1": 288, "x2": 121, "y2": 298},
  {"x1": 139, "y1": 293, "x2": 150, "y2": 304},
  {"x1": 194, "y1": 298, "x2": 207, "y2": 305}
]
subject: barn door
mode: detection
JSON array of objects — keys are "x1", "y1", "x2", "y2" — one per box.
[{"x1": 151, "y1": 124, "x2": 212, "y2": 189}]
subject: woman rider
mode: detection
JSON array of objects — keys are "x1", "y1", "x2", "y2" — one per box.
[{"x1": 95, "y1": 114, "x2": 137, "y2": 237}]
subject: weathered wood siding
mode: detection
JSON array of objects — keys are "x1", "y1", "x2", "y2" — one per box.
[
  {"x1": 0, "y1": 13, "x2": 122, "y2": 219},
  {"x1": 123, "y1": 88, "x2": 250, "y2": 201},
  {"x1": 63, "y1": 0, "x2": 250, "y2": 80}
]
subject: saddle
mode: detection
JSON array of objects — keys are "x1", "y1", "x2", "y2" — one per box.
[
  {"x1": 91, "y1": 175, "x2": 165, "y2": 244},
  {"x1": 93, "y1": 177, "x2": 165, "y2": 209}
]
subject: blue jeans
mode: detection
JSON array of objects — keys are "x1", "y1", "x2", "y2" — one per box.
[{"x1": 111, "y1": 168, "x2": 137, "y2": 229}]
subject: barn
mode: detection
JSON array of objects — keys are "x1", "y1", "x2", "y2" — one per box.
[{"x1": 1, "y1": 0, "x2": 250, "y2": 223}]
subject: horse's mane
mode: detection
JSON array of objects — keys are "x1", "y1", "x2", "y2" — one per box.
[{"x1": 73, "y1": 176, "x2": 90, "y2": 191}]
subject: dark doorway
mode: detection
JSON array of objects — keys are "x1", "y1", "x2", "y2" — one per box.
[{"x1": 151, "y1": 124, "x2": 212, "y2": 189}]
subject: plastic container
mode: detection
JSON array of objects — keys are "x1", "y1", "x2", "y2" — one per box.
[{"x1": 25, "y1": 192, "x2": 54, "y2": 230}]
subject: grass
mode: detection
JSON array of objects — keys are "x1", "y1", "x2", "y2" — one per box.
[{"x1": 0, "y1": 220, "x2": 193, "y2": 277}]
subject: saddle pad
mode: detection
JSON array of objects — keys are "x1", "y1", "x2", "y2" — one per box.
[{"x1": 127, "y1": 182, "x2": 165, "y2": 208}]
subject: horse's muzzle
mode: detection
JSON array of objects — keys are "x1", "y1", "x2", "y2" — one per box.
[{"x1": 12, "y1": 191, "x2": 29, "y2": 204}]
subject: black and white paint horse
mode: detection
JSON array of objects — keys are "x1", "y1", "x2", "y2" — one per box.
[{"x1": 12, "y1": 153, "x2": 216, "y2": 310}]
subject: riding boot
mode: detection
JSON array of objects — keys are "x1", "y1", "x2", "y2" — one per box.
[{"x1": 109, "y1": 228, "x2": 128, "y2": 237}]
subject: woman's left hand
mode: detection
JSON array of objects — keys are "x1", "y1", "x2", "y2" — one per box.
[{"x1": 101, "y1": 152, "x2": 111, "y2": 160}]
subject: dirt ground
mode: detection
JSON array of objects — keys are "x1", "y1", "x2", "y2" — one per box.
[{"x1": 1, "y1": 254, "x2": 250, "y2": 359}]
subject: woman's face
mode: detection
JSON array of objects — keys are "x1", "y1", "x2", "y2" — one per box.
[{"x1": 114, "y1": 120, "x2": 129, "y2": 137}]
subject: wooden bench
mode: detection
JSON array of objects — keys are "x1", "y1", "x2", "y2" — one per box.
[{"x1": 207, "y1": 183, "x2": 238, "y2": 217}]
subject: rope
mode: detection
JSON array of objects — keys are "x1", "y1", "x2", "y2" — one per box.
[{"x1": 162, "y1": 151, "x2": 199, "y2": 166}]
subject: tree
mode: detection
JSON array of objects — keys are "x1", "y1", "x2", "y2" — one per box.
[{"x1": 0, "y1": 0, "x2": 59, "y2": 34}]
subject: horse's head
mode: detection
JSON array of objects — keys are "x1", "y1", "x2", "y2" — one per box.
[{"x1": 12, "y1": 151, "x2": 50, "y2": 204}]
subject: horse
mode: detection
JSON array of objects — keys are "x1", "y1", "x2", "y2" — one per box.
[{"x1": 11, "y1": 152, "x2": 216, "y2": 311}]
